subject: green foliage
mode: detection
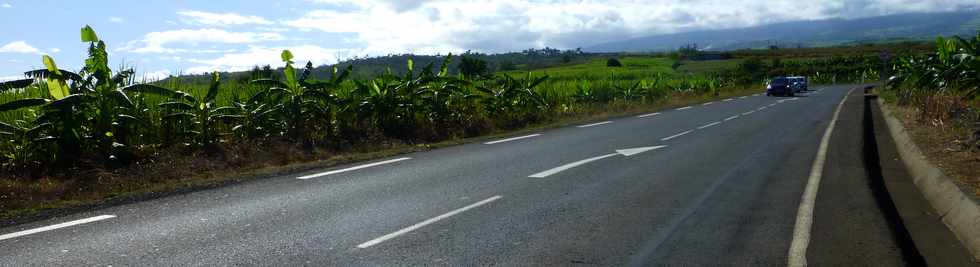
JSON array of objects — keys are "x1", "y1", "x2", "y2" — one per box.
[
  {"x1": 458, "y1": 55, "x2": 490, "y2": 78},
  {"x1": 606, "y1": 58, "x2": 623, "y2": 67},
  {"x1": 891, "y1": 33, "x2": 979, "y2": 99},
  {"x1": 0, "y1": 26, "x2": 814, "y2": 173}
]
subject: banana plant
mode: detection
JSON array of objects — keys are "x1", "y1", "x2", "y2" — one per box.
[
  {"x1": 248, "y1": 50, "x2": 341, "y2": 144},
  {"x1": 153, "y1": 72, "x2": 239, "y2": 148}
]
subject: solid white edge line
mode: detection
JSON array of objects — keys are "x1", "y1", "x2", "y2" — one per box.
[
  {"x1": 724, "y1": 115, "x2": 739, "y2": 121},
  {"x1": 702, "y1": 101, "x2": 714, "y2": 106},
  {"x1": 297, "y1": 157, "x2": 412, "y2": 180},
  {"x1": 697, "y1": 121, "x2": 722, "y2": 129},
  {"x1": 739, "y1": 96, "x2": 749, "y2": 99},
  {"x1": 661, "y1": 130, "x2": 694, "y2": 141},
  {"x1": 637, "y1": 112, "x2": 661, "y2": 118},
  {"x1": 528, "y1": 153, "x2": 619, "y2": 178},
  {"x1": 0, "y1": 215, "x2": 116, "y2": 241},
  {"x1": 757, "y1": 106, "x2": 767, "y2": 111},
  {"x1": 768, "y1": 103, "x2": 778, "y2": 107},
  {"x1": 676, "y1": 106, "x2": 692, "y2": 111},
  {"x1": 484, "y1": 133, "x2": 542, "y2": 145},
  {"x1": 357, "y1": 195, "x2": 503, "y2": 249},
  {"x1": 723, "y1": 98, "x2": 734, "y2": 102},
  {"x1": 787, "y1": 88, "x2": 854, "y2": 267},
  {"x1": 742, "y1": 110, "x2": 755, "y2": 116},
  {"x1": 577, "y1": 121, "x2": 613, "y2": 128}
]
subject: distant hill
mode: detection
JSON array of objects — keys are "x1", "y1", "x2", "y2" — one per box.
[{"x1": 586, "y1": 11, "x2": 980, "y2": 52}]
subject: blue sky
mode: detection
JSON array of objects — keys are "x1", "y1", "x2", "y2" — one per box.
[{"x1": 1, "y1": 0, "x2": 976, "y2": 80}]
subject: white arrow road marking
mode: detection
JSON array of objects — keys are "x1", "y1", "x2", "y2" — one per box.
[
  {"x1": 0, "y1": 215, "x2": 116, "y2": 241},
  {"x1": 637, "y1": 112, "x2": 661, "y2": 118},
  {"x1": 615, "y1": 145, "x2": 668, "y2": 156},
  {"x1": 675, "y1": 106, "x2": 692, "y2": 111},
  {"x1": 697, "y1": 121, "x2": 722, "y2": 129},
  {"x1": 529, "y1": 153, "x2": 618, "y2": 178},
  {"x1": 578, "y1": 121, "x2": 613, "y2": 128},
  {"x1": 357, "y1": 195, "x2": 503, "y2": 248},
  {"x1": 298, "y1": 157, "x2": 412, "y2": 180},
  {"x1": 529, "y1": 145, "x2": 668, "y2": 178},
  {"x1": 484, "y1": 134, "x2": 542, "y2": 145},
  {"x1": 661, "y1": 130, "x2": 693, "y2": 141}
]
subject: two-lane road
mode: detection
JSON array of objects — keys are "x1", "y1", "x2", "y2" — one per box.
[{"x1": 0, "y1": 85, "x2": 916, "y2": 266}]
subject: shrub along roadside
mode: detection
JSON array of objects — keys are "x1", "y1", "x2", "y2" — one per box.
[
  {"x1": 0, "y1": 26, "x2": 760, "y2": 176},
  {"x1": 882, "y1": 32, "x2": 979, "y2": 194}
]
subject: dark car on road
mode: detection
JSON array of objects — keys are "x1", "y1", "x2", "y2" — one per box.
[{"x1": 766, "y1": 76, "x2": 794, "y2": 96}]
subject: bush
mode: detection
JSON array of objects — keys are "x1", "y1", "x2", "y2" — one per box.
[{"x1": 606, "y1": 58, "x2": 623, "y2": 67}]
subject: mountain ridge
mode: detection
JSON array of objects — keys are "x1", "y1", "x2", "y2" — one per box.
[{"x1": 586, "y1": 11, "x2": 980, "y2": 52}]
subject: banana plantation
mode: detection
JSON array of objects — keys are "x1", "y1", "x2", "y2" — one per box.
[
  {"x1": 1, "y1": 25, "x2": 959, "y2": 175},
  {"x1": 0, "y1": 26, "x2": 748, "y2": 174}
]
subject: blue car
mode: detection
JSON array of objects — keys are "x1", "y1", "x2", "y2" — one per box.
[{"x1": 766, "y1": 76, "x2": 794, "y2": 96}]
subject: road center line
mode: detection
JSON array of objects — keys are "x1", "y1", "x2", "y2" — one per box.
[
  {"x1": 528, "y1": 153, "x2": 619, "y2": 178},
  {"x1": 742, "y1": 110, "x2": 755, "y2": 116},
  {"x1": 697, "y1": 121, "x2": 722, "y2": 129},
  {"x1": 297, "y1": 157, "x2": 412, "y2": 180},
  {"x1": 787, "y1": 88, "x2": 854, "y2": 267},
  {"x1": 0, "y1": 215, "x2": 116, "y2": 241},
  {"x1": 724, "y1": 115, "x2": 740, "y2": 121},
  {"x1": 637, "y1": 112, "x2": 661, "y2": 118},
  {"x1": 484, "y1": 134, "x2": 542, "y2": 145},
  {"x1": 577, "y1": 121, "x2": 613, "y2": 128},
  {"x1": 661, "y1": 130, "x2": 694, "y2": 141},
  {"x1": 357, "y1": 196, "x2": 503, "y2": 248}
]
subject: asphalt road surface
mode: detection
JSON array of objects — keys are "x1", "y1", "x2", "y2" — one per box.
[{"x1": 0, "y1": 85, "x2": 924, "y2": 266}]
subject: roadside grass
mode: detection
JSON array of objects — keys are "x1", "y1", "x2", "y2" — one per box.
[
  {"x1": 675, "y1": 59, "x2": 744, "y2": 74},
  {"x1": 0, "y1": 86, "x2": 761, "y2": 223}
]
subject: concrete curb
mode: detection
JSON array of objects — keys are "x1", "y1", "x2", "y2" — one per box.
[{"x1": 877, "y1": 98, "x2": 980, "y2": 261}]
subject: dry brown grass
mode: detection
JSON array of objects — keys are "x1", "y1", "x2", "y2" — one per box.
[{"x1": 887, "y1": 95, "x2": 980, "y2": 196}]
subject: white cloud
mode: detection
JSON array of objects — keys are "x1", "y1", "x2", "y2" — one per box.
[
  {"x1": 50, "y1": 48, "x2": 61, "y2": 53},
  {"x1": 141, "y1": 70, "x2": 173, "y2": 80},
  {"x1": 0, "y1": 75, "x2": 24, "y2": 81},
  {"x1": 120, "y1": 29, "x2": 283, "y2": 53},
  {"x1": 287, "y1": 0, "x2": 980, "y2": 54},
  {"x1": 0, "y1": 41, "x2": 41, "y2": 54},
  {"x1": 1, "y1": 3, "x2": 10, "y2": 8},
  {"x1": 184, "y1": 44, "x2": 344, "y2": 74},
  {"x1": 109, "y1": 17, "x2": 124, "y2": 23},
  {"x1": 177, "y1": 10, "x2": 273, "y2": 26}
]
